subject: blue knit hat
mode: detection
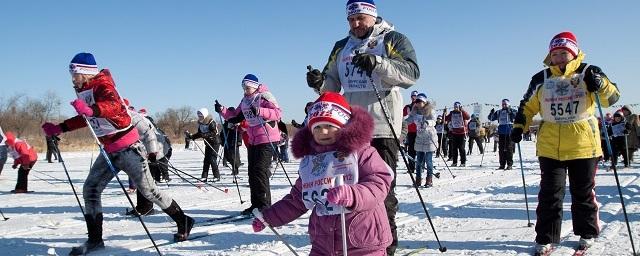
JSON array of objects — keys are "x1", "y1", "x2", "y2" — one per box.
[
  {"x1": 242, "y1": 74, "x2": 260, "y2": 89},
  {"x1": 346, "y1": 0, "x2": 377, "y2": 17},
  {"x1": 454, "y1": 102, "x2": 462, "y2": 108},
  {"x1": 415, "y1": 93, "x2": 428, "y2": 103},
  {"x1": 410, "y1": 90, "x2": 419, "y2": 96},
  {"x1": 69, "y1": 52, "x2": 99, "y2": 75}
]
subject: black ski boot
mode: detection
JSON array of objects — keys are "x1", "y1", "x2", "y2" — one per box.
[
  {"x1": 163, "y1": 200, "x2": 194, "y2": 242},
  {"x1": 69, "y1": 213, "x2": 105, "y2": 256}
]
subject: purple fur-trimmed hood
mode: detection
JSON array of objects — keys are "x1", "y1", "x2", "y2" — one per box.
[{"x1": 291, "y1": 106, "x2": 373, "y2": 158}]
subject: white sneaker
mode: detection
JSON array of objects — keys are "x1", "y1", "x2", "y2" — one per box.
[
  {"x1": 534, "y1": 243, "x2": 552, "y2": 255},
  {"x1": 579, "y1": 237, "x2": 595, "y2": 248}
]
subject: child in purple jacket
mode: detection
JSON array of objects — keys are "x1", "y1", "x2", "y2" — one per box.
[{"x1": 252, "y1": 92, "x2": 393, "y2": 256}]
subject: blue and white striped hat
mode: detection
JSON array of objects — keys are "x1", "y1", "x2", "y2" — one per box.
[
  {"x1": 69, "y1": 52, "x2": 99, "y2": 75},
  {"x1": 415, "y1": 93, "x2": 428, "y2": 103},
  {"x1": 242, "y1": 74, "x2": 260, "y2": 89},
  {"x1": 346, "y1": 0, "x2": 377, "y2": 17}
]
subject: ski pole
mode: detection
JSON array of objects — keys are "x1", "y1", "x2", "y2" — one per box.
[
  {"x1": 0, "y1": 208, "x2": 9, "y2": 220},
  {"x1": 625, "y1": 134, "x2": 629, "y2": 167},
  {"x1": 31, "y1": 168, "x2": 65, "y2": 183},
  {"x1": 248, "y1": 91, "x2": 296, "y2": 188},
  {"x1": 516, "y1": 143, "x2": 534, "y2": 227},
  {"x1": 335, "y1": 174, "x2": 348, "y2": 256},
  {"x1": 216, "y1": 111, "x2": 245, "y2": 204},
  {"x1": 252, "y1": 208, "x2": 300, "y2": 256},
  {"x1": 52, "y1": 142, "x2": 86, "y2": 218},
  {"x1": 595, "y1": 93, "x2": 637, "y2": 255},
  {"x1": 232, "y1": 126, "x2": 245, "y2": 204},
  {"x1": 81, "y1": 117, "x2": 162, "y2": 256},
  {"x1": 353, "y1": 62, "x2": 446, "y2": 252},
  {"x1": 429, "y1": 138, "x2": 453, "y2": 179},
  {"x1": 152, "y1": 162, "x2": 208, "y2": 192},
  {"x1": 162, "y1": 161, "x2": 229, "y2": 193},
  {"x1": 480, "y1": 132, "x2": 488, "y2": 167}
]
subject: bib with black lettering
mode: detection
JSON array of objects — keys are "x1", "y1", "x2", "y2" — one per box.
[
  {"x1": 450, "y1": 113, "x2": 464, "y2": 129},
  {"x1": 240, "y1": 94, "x2": 264, "y2": 127},
  {"x1": 76, "y1": 90, "x2": 131, "y2": 137},
  {"x1": 338, "y1": 33, "x2": 389, "y2": 93},
  {"x1": 540, "y1": 67, "x2": 591, "y2": 124},
  {"x1": 299, "y1": 151, "x2": 359, "y2": 216},
  {"x1": 611, "y1": 123, "x2": 626, "y2": 137},
  {"x1": 498, "y1": 110, "x2": 512, "y2": 125}
]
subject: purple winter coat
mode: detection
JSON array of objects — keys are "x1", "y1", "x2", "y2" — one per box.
[
  {"x1": 221, "y1": 84, "x2": 282, "y2": 146},
  {"x1": 261, "y1": 106, "x2": 393, "y2": 256}
]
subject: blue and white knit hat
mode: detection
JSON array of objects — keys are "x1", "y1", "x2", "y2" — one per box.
[
  {"x1": 346, "y1": 0, "x2": 377, "y2": 17},
  {"x1": 454, "y1": 101, "x2": 462, "y2": 108},
  {"x1": 69, "y1": 52, "x2": 99, "y2": 75},
  {"x1": 242, "y1": 74, "x2": 260, "y2": 89},
  {"x1": 416, "y1": 93, "x2": 428, "y2": 103},
  {"x1": 410, "y1": 90, "x2": 419, "y2": 96}
]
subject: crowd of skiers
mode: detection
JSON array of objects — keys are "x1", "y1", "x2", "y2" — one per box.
[{"x1": 0, "y1": 0, "x2": 636, "y2": 255}]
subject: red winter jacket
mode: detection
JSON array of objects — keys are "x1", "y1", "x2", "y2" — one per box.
[
  {"x1": 11, "y1": 139, "x2": 37, "y2": 166},
  {"x1": 403, "y1": 103, "x2": 417, "y2": 133},
  {"x1": 60, "y1": 69, "x2": 138, "y2": 153},
  {"x1": 445, "y1": 109, "x2": 470, "y2": 135}
]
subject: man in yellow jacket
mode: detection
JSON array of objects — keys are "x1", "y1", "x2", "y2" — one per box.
[{"x1": 510, "y1": 31, "x2": 620, "y2": 254}]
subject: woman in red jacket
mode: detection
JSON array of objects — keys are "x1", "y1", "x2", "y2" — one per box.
[{"x1": 4, "y1": 132, "x2": 37, "y2": 193}]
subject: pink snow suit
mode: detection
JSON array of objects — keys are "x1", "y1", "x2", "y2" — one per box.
[
  {"x1": 221, "y1": 84, "x2": 282, "y2": 146},
  {"x1": 261, "y1": 106, "x2": 393, "y2": 256}
]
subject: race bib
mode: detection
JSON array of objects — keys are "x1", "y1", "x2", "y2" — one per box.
[
  {"x1": 540, "y1": 68, "x2": 591, "y2": 124},
  {"x1": 469, "y1": 122, "x2": 477, "y2": 130},
  {"x1": 435, "y1": 124, "x2": 443, "y2": 133},
  {"x1": 338, "y1": 33, "x2": 388, "y2": 93},
  {"x1": 299, "y1": 151, "x2": 359, "y2": 216},
  {"x1": 76, "y1": 90, "x2": 130, "y2": 137},
  {"x1": 451, "y1": 113, "x2": 464, "y2": 128},
  {"x1": 241, "y1": 95, "x2": 264, "y2": 127},
  {"x1": 611, "y1": 123, "x2": 626, "y2": 137},
  {"x1": 498, "y1": 110, "x2": 512, "y2": 125}
]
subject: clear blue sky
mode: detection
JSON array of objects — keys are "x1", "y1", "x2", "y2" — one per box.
[{"x1": 1, "y1": 1, "x2": 638, "y2": 121}]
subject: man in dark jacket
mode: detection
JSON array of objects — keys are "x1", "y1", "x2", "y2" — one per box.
[
  {"x1": 45, "y1": 135, "x2": 60, "y2": 163},
  {"x1": 488, "y1": 99, "x2": 517, "y2": 169}
]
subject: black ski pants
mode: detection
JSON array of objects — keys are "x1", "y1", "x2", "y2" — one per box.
[
  {"x1": 371, "y1": 138, "x2": 399, "y2": 255},
  {"x1": 498, "y1": 134, "x2": 514, "y2": 168},
  {"x1": 15, "y1": 162, "x2": 35, "y2": 191},
  {"x1": 467, "y1": 136, "x2": 484, "y2": 154},
  {"x1": 535, "y1": 157, "x2": 600, "y2": 244},
  {"x1": 202, "y1": 141, "x2": 220, "y2": 179},
  {"x1": 450, "y1": 134, "x2": 466, "y2": 165},
  {"x1": 248, "y1": 143, "x2": 273, "y2": 210}
]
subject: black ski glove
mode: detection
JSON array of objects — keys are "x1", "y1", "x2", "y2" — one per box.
[
  {"x1": 510, "y1": 128, "x2": 523, "y2": 143},
  {"x1": 490, "y1": 108, "x2": 495, "y2": 115},
  {"x1": 584, "y1": 69, "x2": 604, "y2": 92},
  {"x1": 214, "y1": 100, "x2": 223, "y2": 113},
  {"x1": 148, "y1": 153, "x2": 157, "y2": 163},
  {"x1": 306, "y1": 68, "x2": 324, "y2": 91},
  {"x1": 352, "y1": 53, "x2": 378, "y2": 76}
]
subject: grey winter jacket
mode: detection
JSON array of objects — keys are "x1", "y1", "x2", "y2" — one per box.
[
  {"x1": 401, "y1": 102, "x2": 437, "y2": 153},
  {"x1": 129, "y1": 110, "x2": 170, "y2": 159},
  {"x1": 318, "y1": 17, "x2": 419, "y2": 138}
]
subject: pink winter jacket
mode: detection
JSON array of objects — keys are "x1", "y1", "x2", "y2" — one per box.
[
  {"x1": 221, "y1": 85, "x2": 282, "y2": 146},
  {"x1": 261, "y1": 106, "x2": 393, "y2": 256}
]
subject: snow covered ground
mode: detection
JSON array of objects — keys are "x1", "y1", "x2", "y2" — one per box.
[{"x1": 1, "y1": 140, "x2": 639, "y2": 256}]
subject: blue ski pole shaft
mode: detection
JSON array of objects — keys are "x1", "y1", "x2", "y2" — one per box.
[
  {"x1": 81, "y1": 117, "x2": 162, "y2": 256},
  {"x1": 516, "y1": 143, "x2": 533, "y2": 227},
  {"x1": 594, "y1": 93, "x2": 636, "y2": 255}
]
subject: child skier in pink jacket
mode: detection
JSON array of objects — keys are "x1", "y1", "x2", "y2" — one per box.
[{"x1": 252, "y1": 92, "x2": 393, "y2": 256}]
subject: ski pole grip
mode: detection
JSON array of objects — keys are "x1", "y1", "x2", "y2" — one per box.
[
  {"x1": 252, "y1": 208, "x2": 266, "y2": 222},
  {"x1": 335, "y1": 174, "x2": 344, "y2": 187}
]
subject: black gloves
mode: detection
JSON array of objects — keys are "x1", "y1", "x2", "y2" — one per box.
[
  {"x1": 214, "y1": 100, "x2": 223, "y2": 113},
  {"x1": 352, "y1": 53, "x2": 378, "y2": 76},
  {"x1": 490, "y1": 108, "x2": 495, "y2": 115},
  {"x1": 306, "y1": 68, "x2": 324, "y2": 91},
  {"x1": 184, "y1": 131, "x2": 192, "y2": 140},
  {"x1": 584, "y1": 69, "x2": 604, "y2": 92},
  {"x1": 510, "y1": 128, "x2": 523, "y2": 143},
  {"x1": 148, "y1": 153, "x2": 157, "y2": 163}
]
